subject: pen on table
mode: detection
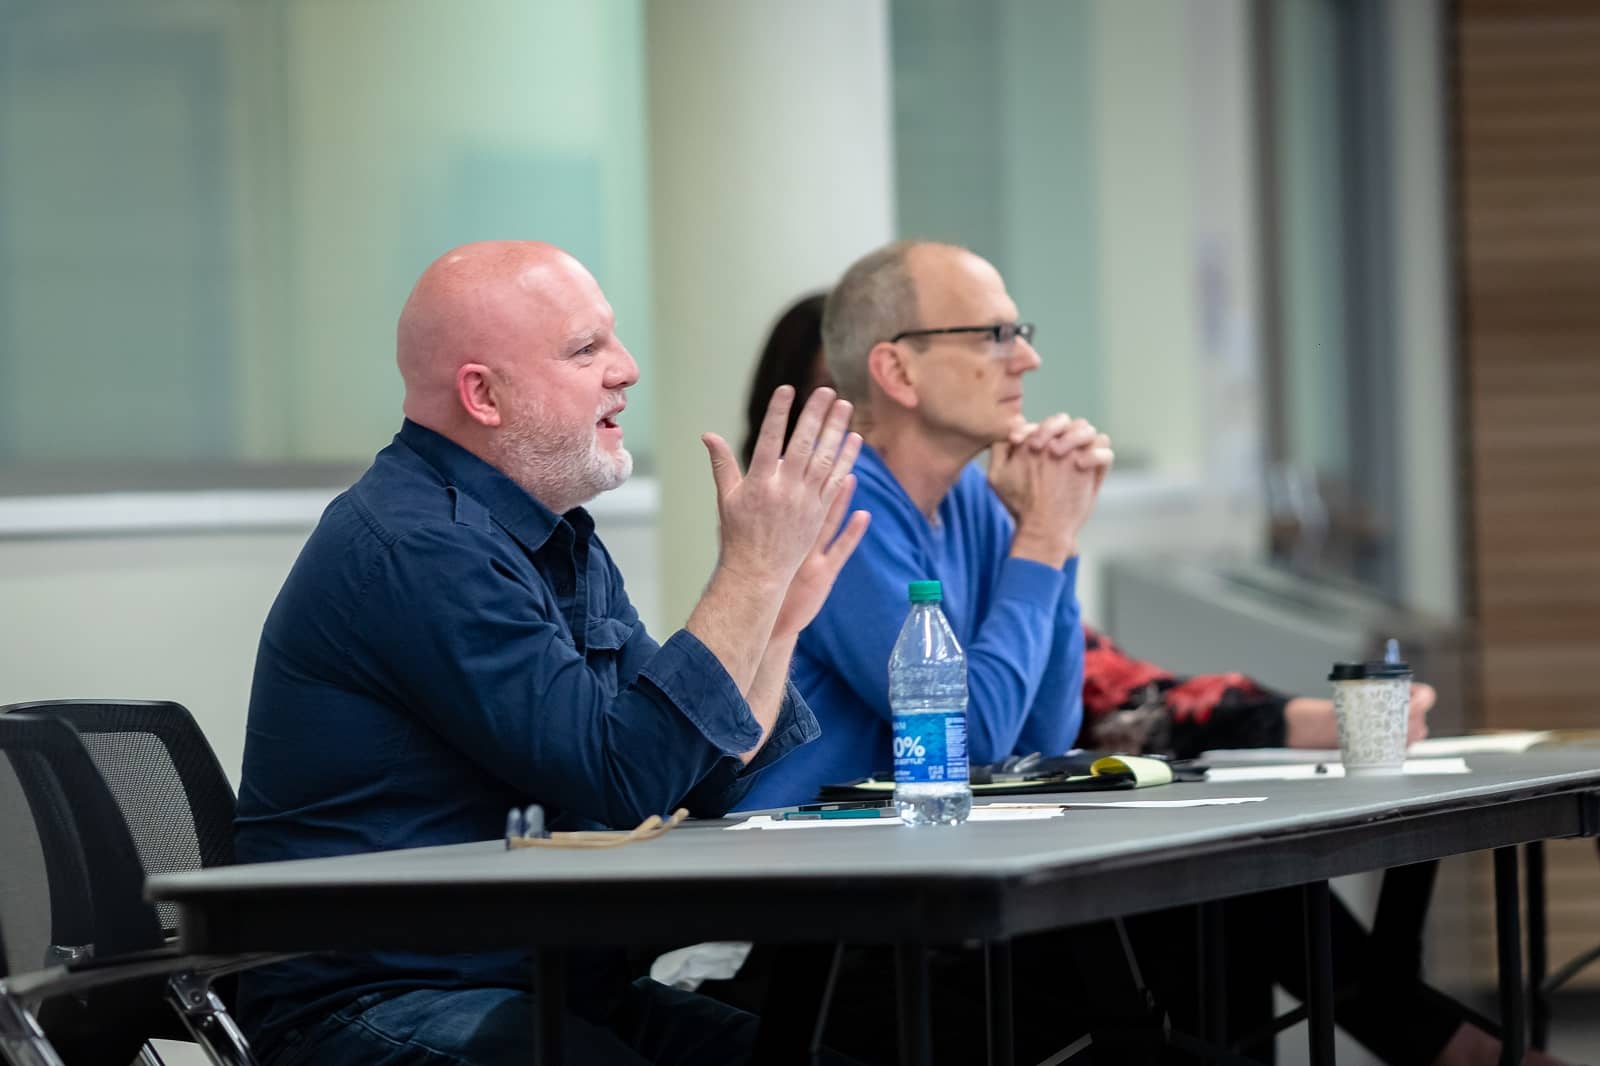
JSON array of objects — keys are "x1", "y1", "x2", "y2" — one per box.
[
  {"x1": 780, "y1": 808, "x2": 901, "y2": 821},
  {"x1": 795, "y1": 797, "x2": 895, "y2": 813},
  {"x1": 975, "y1": 803, "x2": 1070, "y2": 811}
]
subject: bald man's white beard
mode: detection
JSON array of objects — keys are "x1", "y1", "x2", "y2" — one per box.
[{"x1": 495, "y1": 398, "x2": 632, "y2": 514}]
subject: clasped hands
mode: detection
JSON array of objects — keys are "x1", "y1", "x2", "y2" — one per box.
[
  {"x1": 989, "y1": 412, "x2": 1114, "y2": 566},
  {"x1": 702, "y1": 386, "x2": 871, "y2": 640}
]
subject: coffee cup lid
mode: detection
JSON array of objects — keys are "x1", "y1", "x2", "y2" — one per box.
[{"x1": 1329, "y1": 660, "x2": 1412, "y2": 681}]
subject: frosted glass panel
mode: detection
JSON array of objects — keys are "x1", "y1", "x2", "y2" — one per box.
[
  {"x1": 890, "y1": 0, "x2": 1103, "y2": 431},
  {"x1": 0, "y1": 0, "x2": 654, "y2": 484},
  {"x1": 1274, "y1": 0, "x2": 1350, "y2": 483}
]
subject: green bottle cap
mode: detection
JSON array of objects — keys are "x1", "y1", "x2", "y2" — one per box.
[{"x1": 907, "y1": 580, "x2": 943, "y2": 603}]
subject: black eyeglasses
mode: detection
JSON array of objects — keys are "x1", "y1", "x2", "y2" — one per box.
[{"x1": 889, "y1": 322, "x2": 1036, "y2": 352}]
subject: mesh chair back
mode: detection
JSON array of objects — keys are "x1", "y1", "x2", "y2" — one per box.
[
  {"x1": 4, "y1": 700, "x2": 237, "y2": 934},
  {"x1": 0, "y1": 739, "x2": 96, "y2": 959},
  {"x1": 0, "y1": 713, "x2": 169, "y2": 1065}
]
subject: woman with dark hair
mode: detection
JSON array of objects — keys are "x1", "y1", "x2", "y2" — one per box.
[{"x1": 740, "y1": 293, "x2": 829, "y2": 469}]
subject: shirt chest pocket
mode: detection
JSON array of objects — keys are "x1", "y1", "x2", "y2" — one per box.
[{"x1": 583, "y1": 618, "x2": 634, "y2": 681}]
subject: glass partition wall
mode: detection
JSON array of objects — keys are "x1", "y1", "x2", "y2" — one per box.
[{"x1": 0, "y1": 0, "x2": 655, "y2": 490}]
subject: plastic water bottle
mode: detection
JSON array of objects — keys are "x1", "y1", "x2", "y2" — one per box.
[{"x1": 889, "y1": 580, "x2": 972, "y2": 825}]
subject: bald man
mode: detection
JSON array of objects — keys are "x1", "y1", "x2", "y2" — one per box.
[{"x1": 234, "y1": 241, "x2": 867, "y2": 1066}]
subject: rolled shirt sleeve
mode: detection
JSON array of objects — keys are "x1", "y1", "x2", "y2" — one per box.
[{"x1": 356, "y1": 524, "x2": 803, "y2": 828}]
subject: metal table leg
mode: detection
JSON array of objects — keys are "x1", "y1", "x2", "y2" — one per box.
[
  {"x1": 533, "y1": 948, "x2": 564, "y2": 1066},
  {"x1": 895, "y1": 941, "x2": 932, "y2": 1066},
  {"x1": 1199, "y1": 899, "x2": 1228, "y2": 1063},
  {"x1": 1303, "y1": 881, "x2": 1335, "y2": 1066},
  {"x1": 754, "y1": 943, "x2": 845, "y2": 1066},
  {"x1": 1525, "y1": 842, "x2": 1549, "y2": 1050},
  {"x1": 1494, "y1": 846, "x2": 1526, "y2": 1066},
  {"x1": 985, "y1": 939, "x2": 1014, "y2": 1066}
]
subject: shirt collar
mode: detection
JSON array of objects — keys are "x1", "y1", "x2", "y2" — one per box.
[
  {"x1": 854, "y1": 442, "x2": 916, "y2": 512},
  {"x1": 395, "y1": 419, "x2": 593, "y2": 553}
]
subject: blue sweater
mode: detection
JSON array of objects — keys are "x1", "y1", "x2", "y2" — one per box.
[{"x1": 741, "y1": 443, "x2": 1084, "y2": 809}]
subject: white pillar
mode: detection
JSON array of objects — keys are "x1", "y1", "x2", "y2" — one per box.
[
  {"x1": 1091, "y1": 0, "x2": 1203, "y2": 479},
  {"x1": 645, "y1": 0, "x2": 896, "y2": 625},
  {"x1": 1389, "y1": 0, "x2": 1460, "y2": 619}
]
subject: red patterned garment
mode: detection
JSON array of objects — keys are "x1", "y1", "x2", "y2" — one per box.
[{"x1": 1080, "y1": 627, "x2": 1289, "y2": 759}]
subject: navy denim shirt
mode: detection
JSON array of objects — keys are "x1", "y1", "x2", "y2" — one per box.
[{"x1": 234, "y1": 420, "x2": 818, "y2": 1050}]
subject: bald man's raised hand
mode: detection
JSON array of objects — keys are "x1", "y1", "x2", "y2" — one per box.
[
  {"x1": 688, "y1": 387, "x2": 866, "y2": 757},
  {"x1": 701, "y1": 386, "x2": 864, "y2": 593}
]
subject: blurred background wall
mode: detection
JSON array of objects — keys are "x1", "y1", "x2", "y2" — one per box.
[
  {"x1": 1, "y1": 0, "x2": 1597, "y2": 1055},
  {"x1": 0, "y1": 0, "x2": 1279, "y2": 752},
  {"x1": 1453, "y1": 0, "x2": 1600, "y2": 1014}
]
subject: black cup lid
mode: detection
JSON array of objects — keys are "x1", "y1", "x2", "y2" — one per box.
[{"x1": 1329, "y1": 660, "x2": 1412, "y2": 681}]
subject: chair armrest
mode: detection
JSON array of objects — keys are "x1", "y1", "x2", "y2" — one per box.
[{"x1": 1, "y1": 948, "x2": 299, "y2": 1007}]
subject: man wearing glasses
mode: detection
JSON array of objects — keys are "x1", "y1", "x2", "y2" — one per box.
[{"x1": 740, "y1": 239, "x2": 1111, "y2": 811}]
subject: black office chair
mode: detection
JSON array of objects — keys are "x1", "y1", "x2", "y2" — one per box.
[
  {"x1": 0, "y1": 712, "x2": 269, "y2": 1066},
  {"x1": 3, "y1": 700, "x2": 237, "y2": 938}
]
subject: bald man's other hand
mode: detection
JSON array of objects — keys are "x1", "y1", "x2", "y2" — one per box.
[
  {"x1": 702, "y1": 386, "x2": 863, "y2": 591},
  {"x1": 771, "y1": 471, "x2": 871, "y2": 641}
]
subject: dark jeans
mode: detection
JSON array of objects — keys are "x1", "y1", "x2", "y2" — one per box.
[{"x1": 265, "y1": 979, "x2": 770, "y2": 1066}]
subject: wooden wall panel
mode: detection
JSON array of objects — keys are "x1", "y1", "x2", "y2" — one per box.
[{"x1": 1456, "y1": 0, "x2": 1600, "y2": 987}]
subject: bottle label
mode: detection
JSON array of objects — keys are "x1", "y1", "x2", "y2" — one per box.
[{"x1": 893, "y1": 710, "x2": 969, "y2": 785}]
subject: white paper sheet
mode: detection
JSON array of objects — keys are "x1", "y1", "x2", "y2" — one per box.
[
  {"x1": 1408, "y1": 732, "x2": 1553, "y2": 756},
  {"x1": 1201, "y1": 747, "x2": 1335, "y2": 764},
  {"x1": 1206, "y1": 757, "x2": 1471, "y2": 783},
  {"x1": 1203, "y1": 732, "x2": 1554, "y2": 766},
  {"x1": 726, "y1": 807, "x2": 1065, "y2": 830},
  {"x1": 974, "y1": 797, "x2": 1269, "y2": 810},
  {"x1": 1051, "y1": 796, "x2": 1268, "y2": 809}
]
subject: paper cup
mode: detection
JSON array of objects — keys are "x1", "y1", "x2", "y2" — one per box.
[{"x1": 1329, "y1": 661, "x2": 1412, "y2": 776}]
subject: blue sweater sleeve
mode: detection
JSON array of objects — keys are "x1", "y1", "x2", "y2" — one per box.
[
  {"x1": 960, "y1": 557, "x2": 1070, "y2": 763},
  {"x1": 1014, "y1": 556, "x2": 1086, "y2": 755},
  {"x1": 801, "y1": 476, "x2": 1077, "y2": 765}
]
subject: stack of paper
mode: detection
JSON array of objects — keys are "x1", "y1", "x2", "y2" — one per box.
[
  {"x1": 1206, "y1": 757, "x2": 1471, "y2": 784},
  {"x1": 726, "y1": 796, "x2": 1270, "y2": 830}
]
